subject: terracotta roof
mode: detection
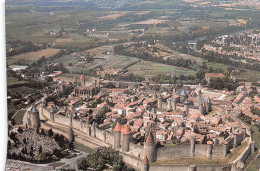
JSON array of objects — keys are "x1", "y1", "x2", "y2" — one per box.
[
  {"x1": 80, "y1": 74, "x2": 84, "y2": 80},
  {"x1": 207, "y1": 141, "x2": 213, "y2": 145},
  {"x1": 121, "y1": 124, "x2": 132, "y2": 135},
  {"x1": 143, "y1": 156, "x2": 149, "y2": 164},
  {"x1": 146, "y1": 132, "x2": 155, "y2": 144},
  {"x1": 113, "y1": 122, "x2": 122, "y2": 132}
]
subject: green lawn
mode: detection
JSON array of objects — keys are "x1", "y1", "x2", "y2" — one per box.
[
  {"x1": 73, "y1": 142, "x2": 94, "y2": 153},
  {"x1": 7, "y1": 77, "x2": 28, "y2": 86},
  {"x1": 47, "y1": 162, "x2": 65, "y2": 167},
  {"x1": 12, "y1": 109, "x2": 27, "y2": 125},
  {"x1": 127, "y1": 61, "x2": 196, "y2": 77}
]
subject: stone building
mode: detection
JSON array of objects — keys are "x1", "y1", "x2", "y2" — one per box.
[
  {"x1": 29, "y1": 105, "x2": 40, "y2": 129},
  {"x1": 72, "y1": 74, "x2": 100, "y2": 97}
]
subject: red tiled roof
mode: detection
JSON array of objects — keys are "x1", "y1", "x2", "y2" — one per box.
[
  {"x1": 113, "y1": 122, "x2": 122, "y2": 132},
  {"x1": 80, "y1": 74, "x2": 84, "y2": 80},
  {"x1": 146, "y1": 132, "x2": 155, "y2": 144},
  {"x1": 121, "y1": 124, "x2": 132, "y2": 135}
]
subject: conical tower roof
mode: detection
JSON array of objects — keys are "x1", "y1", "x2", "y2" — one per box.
[
  {"x1": 31, "y1": 105, "x2": 38, "y2": 113},
  {"x1": 145, "y1": 132, "x2": 155, "y2": 144},
  {"x1": 80, "y1": 74, "x2": 84, "y2": 80},
  {"x1": 121, "y1": 124, "x2": 132, "y2": 135},
  {"x1": 113, "y1": 122, "x2": 122, "y2": 132},
  {"x1": 143, "y1": 156, "x2": 149, "y2": 164}
]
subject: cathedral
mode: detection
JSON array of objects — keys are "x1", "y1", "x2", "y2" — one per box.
[{"x1": 72, "y1": 74, "x2": 100, "y2": 97}]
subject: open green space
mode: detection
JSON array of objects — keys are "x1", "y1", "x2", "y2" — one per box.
[
  {"x1": 12, "y1": 109, "x2": 27, "y2": 125},
  {"x1": 47, "y1": 162, "x2": 65, "y2": 167},
  {"x1": 7, "y1": 77, "x2": 28, "y2": 86},
  {"x1": 127, "y1": 61, "x2": 196, "y2": 77},
  {"x1": 73, "y1": 142, "x2": 94, "y2": 153}
]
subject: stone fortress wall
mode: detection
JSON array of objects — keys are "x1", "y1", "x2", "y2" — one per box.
[{"x1": 40, "y1": 105, "x2": 252, "y2": 171}]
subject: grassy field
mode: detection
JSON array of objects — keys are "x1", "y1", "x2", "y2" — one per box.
[
  {"x1": 201, "y1": 91, "x2": 222, "y2": 100},
  {"x1": 127, "y1": 61, "x2": 196, "y2": 77},
  {"x1": 47, "y1": 162, "x2": 65, "y2": 167},
  {"x1": 7, "y1": 77, "x2": 28, "y2": 86},
  {"x1": 12, "y1": 109, "x2": 27, "y2": 125},
  {"x1": 73, "y1": 142, "x2": 94, "y2": 153},
  {"x1": 53, "y1": 54, "x2": 80, "y2": 67},
  {"x1": 237, "y1": 70, "x2": 260, "y2": 82},
  {"x1": 7, "y1": 48, "x2": 60, "y2": 65}
]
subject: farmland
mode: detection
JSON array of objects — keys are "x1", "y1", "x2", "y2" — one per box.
[{"x1": 7, "y1": 48, "x2": 60, "y2": 65}]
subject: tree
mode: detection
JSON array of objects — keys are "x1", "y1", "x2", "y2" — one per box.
[
  {"x1": 45, "y1": 76, "x2": 53, "y2": 82},
  {"x1": 48, "y1": 129, "x2": 53, "y2": 137},
  {"x1": 77, "y1": 157, "x2": 88, "y2": 170},
  {"x1": 209, "y1": 78, "x2": 224, "y2": 90}
]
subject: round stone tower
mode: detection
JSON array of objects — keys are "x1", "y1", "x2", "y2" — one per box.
[
  {"x1": 113, "y1": 122, "x2": 122, "y2": 150},
  {"x1": 207, "y1": 141, "x2": 213, "y2": 159},
  {"x1": 69, "y1": 113, "x2": 73, "y2": 127},
  {"x1": 157, "y1": 95, "x2": 162, "y2": 109},
  {"x1": 144, "y1": 132, "x2": 156, "y2": 163},
  {"x1": 30, "y1": 105, "x2": 40, "y2": 129},
  {"x1": 184, "y1": 99, "x2": 190, "y2": 115},
  {"x1": 49, "y1": 106, "x2": 55, "y2": 122},
  {"x1": 143, "y1": 156, "x2": 149, "y2": 171},
  {"x1": 121, "y1": 124, "x2": 132, "y2": 152},
  {"x1": 199, "y1": 100, "x2": 204, "y2": 115},
  {"x1": 68, "y1": 127, "x2": 74, "y2": 143},
  {"x1": 167, "y1": 98, "x2": 172, "y2": 110},
  {"x1": 92, "y1": 121, "x2": 97, "y2": 138},
  {"x1": 251, "y1": 141, "x2": 255, "y2": 154},
  {"x1": 205, "y1": 97, "x2": 212, "y2": 113},
  {"x1": 172, "y1": 98, "x2": 177, "y2": 110},
  {"x1": 153, "y1": 91, "x2": 157, "y2": 99},
  {"x1": 190, "y1": 137, "x2": 195, "y2": 157}
]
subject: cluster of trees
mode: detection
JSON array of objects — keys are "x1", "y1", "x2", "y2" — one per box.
[
  {"x1": 114, "y1": 45, "x2": 198, "y2": 70},
  {"x1": 251, "y1": 107, "x2": 260, "y2": 117},
  {"x1": 104, "y1": 73, "x2": 145, "y2": 83},
  {"x1": 7, "y1": 40, "x2": 48, "y2": 57},
  {"x1": 77, "y1": 147, "x2": 134, "y2": 171},
  {"x1": 208, "y1": 77, "x2": 239, "y2": 91},
  {"x1": 95, "y1": 108, "x2": 111, "y2": 125},
  {"x1": 150, "y1": 74, "x2": 199, "y2": 84}
]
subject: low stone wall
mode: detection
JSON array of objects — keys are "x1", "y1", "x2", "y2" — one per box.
[
  {"x1": 150, "y1": 164, "x2": 188, "y2": 171},
  {"x1": 120, "y1": 152, "x2": 143, "y2": 170}
]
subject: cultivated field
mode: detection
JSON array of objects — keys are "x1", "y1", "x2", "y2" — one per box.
[
  {"x1": 56, "y1": 38, "x2": 74, "y2": 43},
  {"x1": 99, "y1": 12, "x2": 125, "y2": 19},
  {"x1": 12, "y1": 48, "x2": 60, "y2": 60}
]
